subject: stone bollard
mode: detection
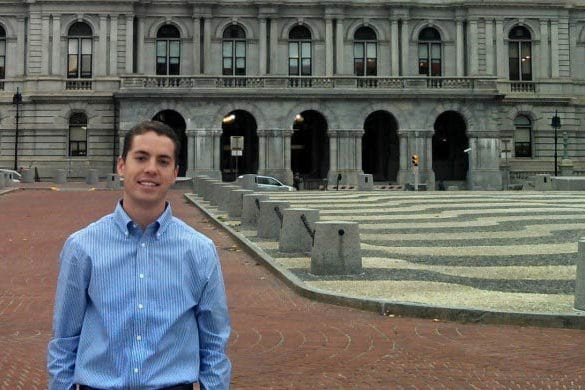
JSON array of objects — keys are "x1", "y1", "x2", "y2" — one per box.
[
  {"x1": 218, "y1": 185, "x2": 240, "y2": 212},
  {"x1": 237, "y1": 174, "x2": 257, "y2": 190},
  {"x1": 241, "y1": 193, "x2": 269, "y2": 226},
  {"x1": 86, "y1": 169, "x2": 98, "y2": 185},
  {"x1": 257, "y1": 200, "x2": 290, "y2": 240},
  {"x1": 106, "y1": 173, "x2": 121, "y2": 190},
  {"x1": 358, "y1": 174, "x2": 374, "y2": 191},
  {"x1": 54, "y1": 169, "x2": 67, "y2": 184},
  {"x1": 193, "y1": 175, "x2": 208, "y2": 195},
  {"x1": 575, "y1": 239, "x2": 585, "y2": 311},
  {"x1": 279, "y1": 208, "x2": 319, "y2": 253},
  {"x1": 203, "y1": 179, "x2": 221, "y2": 202},
  {"x1": 311, "y1": 221, "x2": 362, "y2": 275},
  {"x1": 209, "y1": 182, "x2": 231, "y2": 207},
  {"x1": 0, "y1": 172, "x2": 5, "y2": 188},
  {"x1": 21, "y1": 168, "x2": 35, "y2": 183},
  {"x1": 228, "y1": 189, "x2": 253, "y2": 218},
  {"x1": 535, "y1": 174, "x2": 553, "y2": 191}
]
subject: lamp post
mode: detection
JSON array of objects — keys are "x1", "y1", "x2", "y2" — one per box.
[
  {"x1": 12, "y1": 88, "x2": 22, "y2": 171},
  {"x1": 551, "y1": 110, "x2": 561, "y2": 176}
]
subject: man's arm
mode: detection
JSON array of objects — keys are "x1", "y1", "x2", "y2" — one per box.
[
  {"x1": 47, "y1": 237, "x2": 90, "y2": 390},
  {"x1": 196, "y1": 244, "x2": 232, "y2": 390}
]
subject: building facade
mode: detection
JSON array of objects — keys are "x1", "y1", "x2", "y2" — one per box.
[{"x1": 1, "y1": 0, "x2": 585, "y2": 189}]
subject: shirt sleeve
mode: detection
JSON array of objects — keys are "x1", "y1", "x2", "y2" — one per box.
[
  {"x1": 195, "y1": 243, "x2": 232, "y2": 390},
  {"x1": 47, "y1": 236, "x2": 91, "y2": 390}
]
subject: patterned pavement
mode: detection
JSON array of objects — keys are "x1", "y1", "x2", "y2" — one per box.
[{"x1": 1, "y1": 188, "x2": 584, "y2": 388}]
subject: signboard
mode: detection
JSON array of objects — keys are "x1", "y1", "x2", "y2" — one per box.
[{"x1": 231, "y1": 136, "x2": 244, "y2": 156}]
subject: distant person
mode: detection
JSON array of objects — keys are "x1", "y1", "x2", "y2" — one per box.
[
  {"x1": 48, "y1": 121, "x2": 231, "y2": 389},
  {"x1": 293, "y1": 172, "x2": 300, "y2": 190}
]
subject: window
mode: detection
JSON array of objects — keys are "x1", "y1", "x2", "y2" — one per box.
[
  {"x1": 223, "y1": 25, "x2": 246, "y2": 75},
  {"x1": 68, "y1": 22, "x2": 93, "y2": 78},
  {"x1": 156, "y1": 25, "x2": 181, "y2": 75},
  {"x1": 0, "y1": 26, "x2": 5, "y2": 79},
  {"x1": 69, "y1": 113, "x2": 87, "y2": 157},
  {"x1": 514, "y1": 115, "x2": 532, "y2": 157},
  {"x1": 289, "y1": 25, "x2": 312, "y2": 76},
  {"x1": 353, "y1": 27, "x2": 377, "y2": 76},
  {"x1": 509, "y1": 26, "x2": 532, "y2": 81},
  {"x1": 418, "y1": 27, "x2": 442, "y2": 76}
]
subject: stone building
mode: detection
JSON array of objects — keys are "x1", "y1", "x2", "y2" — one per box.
[{"x1": 1, "y1": 0, "x2": 584, "y2": 189}]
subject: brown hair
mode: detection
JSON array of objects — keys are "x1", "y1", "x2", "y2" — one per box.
[{"x1": 122, "y1": 120, "x2": 181, "y2": 166}]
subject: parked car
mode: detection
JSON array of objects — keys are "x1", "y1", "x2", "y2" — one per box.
[
  {"x1": 239, "y1": 175, "x2": 295, "y2": 191},
  {"x1": 0, "y1": 169, "x2": 21, "y2": 183}
]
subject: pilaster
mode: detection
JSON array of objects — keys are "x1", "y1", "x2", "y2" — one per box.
[
  {"x1": 485, "y1": 19, "x2": 495, "y2": 75},
  {"x1": 456, "y1": 18, "x2": 464, "y2": 76},
  {"x1": 325, "y1": 17, "x2": 333, "y2": 76},
  {"x1": 41, "y1": 15, "x2": 50, "y2": 75},
  {"x1": 400, "y1": 18, "x2": 409, "y2": 76},
  {"x1": 495, "y1": 19, "x2": 505, "y2": 78},
  {"x1": 391, "y1": 18, "x2": 399, "y2": 76},
  {"x1": 269, "y1": 18, "x2": 278, "y2": 74},
  {"x1": 136, "y1": 17, "x2": 145, "y2": 74},
  {"x1": 52, "y1": 15, "x2": 61, "y2": 75},
  {"x1": 192, "y1": 17, "x2": 201, "y2": 74},
  {"x1": 125, "y1": 15, "x2": 134, "y2": 74},
  {"x1": 257, "y1": 129, "x2": 293, "y2": 184},
  {"x1": 468, "y1": 19, "x2": 478, "y2": 75},
  {"x1": 110, "y1": 15, "x2": 118, "y2": 76},
  {"x1": 327, "y1": 130, "x2": 364, "y2": 186},
  {"x1": 203, "y1": 18, "x2": 211, "y2": 73},
  {"x1": 551, "y1": 20, "x2": 559, "y2": 77},
  {"x1": 259, "y1": 18, "x2": 267, "y2": 75},
  {"x1": 98, "y1": 15, "x2": 108, "y2": 76},
  {"x1": 16, "y1": 17, "x2": 25, "y2": 76},
  {"x1": 336, "y1": 18, "x2": 344, "y2": 75}
]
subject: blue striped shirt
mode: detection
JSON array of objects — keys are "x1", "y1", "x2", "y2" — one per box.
[{"x1": 47, "y1": 202, "x2": 231, "y2": 390}]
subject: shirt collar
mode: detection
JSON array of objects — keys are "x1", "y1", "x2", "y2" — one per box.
[{"x1": 113, "y1": 201, "x2": 173, "y2": 239}]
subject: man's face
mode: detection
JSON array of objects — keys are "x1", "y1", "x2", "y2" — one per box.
[{"x1": 117, "y1": 131, "x2": 178, "y2": 211}]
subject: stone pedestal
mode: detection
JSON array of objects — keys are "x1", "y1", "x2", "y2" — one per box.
[
  {"x1": 86, "y1": 169, "x2": 98, "y2": 185},
  {"x1": 106, "y1": 174, "x2": 121, "y2": 190},
  {"x1": 575, "y1": 239, "x2": 585, "y2": 310},
  {"x1": 560, "y1": 159, "x2": 574, "y2": 176},
  {"x1": 358, "y1": 174, "x2": 374, "y2": 191},
  {"x1": 21, "y1": 168, "x2": 34, "y2": 183},
  {"x1": 228, "y1": 189, "x2": 254, "y2": 218},
  {"x1": 241, "y1": 193, "x2": 269, "y2": 226},
  {"x1": 311, "y1": 221, "x2": 362, "y2": 275},
  {"x1": 535, "y1": 174, "x2": 553, "y2": 191},
  {"x1": 257, "y1": 200, "x2": 290, "y2": 240},
  {"x1": 218, "y1": 185, "x2": 240, "y2": 212},
  {"x1": 279, "y1": 208, "x2": 319, "y2": 253},
  {"x1": 54, "y1": 169, "x2": 67, "y2": 184}
]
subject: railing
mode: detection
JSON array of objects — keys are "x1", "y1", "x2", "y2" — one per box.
[
  {"x1": 510, "y1": 81, "x2": 536, "y2": 93},
  {"x1": 120, "y1": 75, "x2": 498, "y2": 92},
  {"x1": 66, "y1": 80, "x2": 93, "y2": 90}
]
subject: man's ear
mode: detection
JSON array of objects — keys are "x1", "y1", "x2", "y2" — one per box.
[{"x1": 116, "y1": 156, "x2": 125, "y2": 176}]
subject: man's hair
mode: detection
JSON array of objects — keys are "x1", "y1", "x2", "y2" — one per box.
[{"x1": 122, "y1": 120, "x2": 181, "y2": 166}]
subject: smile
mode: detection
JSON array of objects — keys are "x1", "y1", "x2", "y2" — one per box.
[{"x1": 138, "y1": 180, "x2": 159, "y2": 187}]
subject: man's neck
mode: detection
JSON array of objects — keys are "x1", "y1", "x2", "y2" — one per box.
[{"x1": 122, "y1": 199, "x2": 166, "y2": 229}]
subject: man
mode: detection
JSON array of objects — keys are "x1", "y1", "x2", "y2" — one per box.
[{"x1": 48, "y1": 121, "x2": 231, "y2": 390}]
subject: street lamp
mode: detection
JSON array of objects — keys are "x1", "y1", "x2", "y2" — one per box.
[
  {"x1": 551, "y1": 110, "x2": 561, "y2": 176},
  {"x1": 12, "y1": 88, "x2": 22, "y2": 171}
]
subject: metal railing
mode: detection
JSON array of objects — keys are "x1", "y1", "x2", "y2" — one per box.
[{"x1": 66, "y1": 80, "x2": 93, "y2": 90}]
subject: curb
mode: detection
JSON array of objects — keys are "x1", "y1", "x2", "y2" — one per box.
[{"x1": 185, "y1": 193, "x2": 585, "y2": 330}]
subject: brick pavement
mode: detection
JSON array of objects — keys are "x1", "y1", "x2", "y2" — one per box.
[{"x1": 0, "y1": 189, "x2": 584, "y2": 389}]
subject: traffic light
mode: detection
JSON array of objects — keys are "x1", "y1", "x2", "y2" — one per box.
[{"x1": 411, "y1": 154, "x2": 419, "y2": 167}]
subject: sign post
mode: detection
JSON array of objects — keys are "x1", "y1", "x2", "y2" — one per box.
[{"x1": 230, "y1": 136, "x2": 244, "y2": 177}]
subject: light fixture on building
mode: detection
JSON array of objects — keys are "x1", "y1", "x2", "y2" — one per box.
[
  {"x1": 551, "y1": 110, "x2": 561, "y2": 176},
  {"x1": 12, "y1": 88, "x2": 22, "y2": 171},
  {"x1": 222, "y1": 114, "x2": 236, "y2": 125},
  {"x1": 294, "y1": 114, "x2": 304, "y2": 124}
]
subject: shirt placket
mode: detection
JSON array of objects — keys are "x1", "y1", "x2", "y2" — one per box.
[{"x1": 131, "y1": 228, "x2": 149, "y2": 386}]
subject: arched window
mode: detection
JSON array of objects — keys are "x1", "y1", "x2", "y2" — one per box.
[
  {"x1": 69, "y1": 113, "x2": 88, "y2": 157},
  {"x1": 514, "y1": 115, "x2": 532, "y2": 157},
  {"x1": 223, "y1": 25, "x2": 246, "y2": 75},
  {"x1": 156, "y1": 25, "x2": 181, "y2": 75},
  {"x1": 509, "y1": 26, "x2": 532, "y2": 81},
  {"x1": 353, "y1": 27, "x2": 377, "y2": 76},
  {"x1": 418, "y1": 27, "x2": 442, "y2": 76},
  {"x1": 289, "y1": 25, "x2": 312, "y2": 76},
  {"x1": 68, "y1": 22, "x2": 93, "y2": 78},
  {"x1": 0, "y1": 26, "x2": 6, "y2": 79}
]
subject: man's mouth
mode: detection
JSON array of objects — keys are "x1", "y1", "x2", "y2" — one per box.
[{"x1": 138, "y1": 180, "x2": 159, "y2": 187}]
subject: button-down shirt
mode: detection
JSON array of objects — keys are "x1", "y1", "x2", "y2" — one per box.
[{"x1": 47, "y1": 202, "x2": 231, "y2": 390}]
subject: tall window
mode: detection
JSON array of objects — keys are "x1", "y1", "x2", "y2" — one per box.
[
  {"x1": 289, "y1": 25, "x2": 312, "y2": 76},
  {"x1": 514, "y1": 115, "x2": 532, "y2": 157},
  {"x1": 509, "y1": 26, "x2": 532, "y2": 81},
  {"x1": 353, "y1": 27, "x2": 377, "y2": 76},
  {"x1": 0, "y1": 26, "x2": 5, "y2": 79},
  {"x1": 69, "y1": 113, "x2": 87, "y2": 157},
  {"x1": 68, "y1": 22, "x2": 92, "y2": 78},
  {"x1": 223, "y1": 25, "x2": 246, "y2": 75},
  {"x1": 418, "y1": 27, "x2": 442, "y2": 76},
  {"x1": 156, "y1": 25, "x2": 181, "y2": 75}
]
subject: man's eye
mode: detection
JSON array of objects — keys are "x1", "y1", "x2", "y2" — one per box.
[
  {"x1": 136, "y1": 156, "x2": 146, "y2": 161},
  {"x1": 159, "y1": 160, "x2": 170, "y2": 166}
]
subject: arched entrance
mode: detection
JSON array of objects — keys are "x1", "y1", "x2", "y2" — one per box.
[
  {"x1": 432, "y1": 111, "x2": 469, "y2": 182},
  {"x1": 221, "y1": 110, "x2": 258, "y2": 181},
  {"x1": 291, "y1": 110, "x2": 329, "y2": 180},
  {"x1": 362, "y1": 111, "x2": 399, "y2": 182},
  {"x1": 152, "y1": 110, "x2": 188, "y2": 176}
]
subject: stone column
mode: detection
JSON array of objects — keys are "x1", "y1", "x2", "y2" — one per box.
[
  {"x1": 41, "y1": 15, "x2": 50, "y2": 75},
  {"x1": 136, "y1": 17, "x2": 145, "y2": 74},
  {"x1": 466, "y1": 132, "x2": 503, "y2": 190},
  {"x1": 400, "y1": 18, "x2": 409, "y2": 76},
  {"x1": 468, "y1": 19, "x2": 478, "y2": 75},
  {"x1": 540, "y1": 19, "x2": 549, "y2": 79},
  {"x1": 186, "y1": 129, "x2": 196, "y2": 176},
  {"x1": 125, "y1": 15, "x2": 134, "y2": 74},
  {"x1": 397, "y1": 130, "x2": 409, "y2": 184},
  {"x1": 259, "y1": 18, "x2": 267, "y2": 75},
  {"x1": 327, "y1": 130, "x2": 338, "y2": 185},
  {"x1": 326, "y1": 130, "x2": 363, "y2": 186},
  {"x1": 52, "y1": 15, "x2": 61, "y2": 75},
  {"x1": 325, "y1": 17, "x2": 333, "y2": 76},
  {"x1": 192, "y1": 17, "x2": 201, "y2": 74},
  {"x1": 397, "y1": 130, "x2": 434, "y2": 188},
  {"x1": 336, "y1": 18, "x2": 344, "y2": 74},
  {"x1": 257, "y1": 130, "x2": 293, "y2": 184},
  {"x1": 98, "y1": 15, "x2": 108, "y2": 76},
  {"x1": 391, "y1": 18, "x2": 399, "y2": 76},
  {"x1": 189, "y1": 129, "x2": 222, "y2": 179},
  {"x1": 485, "y1": 19, "x2": 495, "y2": 75},
  {"x1": 16, "y1": 17, "x2": 25, "y2": 76},
  {"x1": 110, "y1": 15, "x2": 118, "y2": 76},
  {"x1": 495, "y1": 19, "x2": 506, "y2": 78},
  {"x1": 203, "y1": 18, "x2": 211, "y2": 73},
  {"x1": 212, "y1": 129, "x2": 222, "y2": 177},
  {"x1": 269, "y1": 18, "x2": 278, "y2": 74},
  {"x1": 283, "y1": 130, "x2": 293, "y2": 184},
  {"x1": 257, "y1": 129, "x2": 267, "y2": 174},
  {"x1": 456, "y1": 19, "x2": 464, "y2": 76},
  {"x1": 551, "y1": 20, "x2": 559, "y2": 77}
]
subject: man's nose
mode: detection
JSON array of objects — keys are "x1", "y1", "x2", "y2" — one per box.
[{"x1": 144, "y1": 158, "x2": 157, "y2": 172}]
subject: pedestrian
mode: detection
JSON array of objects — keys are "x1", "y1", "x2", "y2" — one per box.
[{"x1": 47, "y1": 120, "x2": 231, "y2": 390}]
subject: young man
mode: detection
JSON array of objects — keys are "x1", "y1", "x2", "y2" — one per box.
[{"x1": 48, "y1": 121, "x2": 231, "y2": 390}]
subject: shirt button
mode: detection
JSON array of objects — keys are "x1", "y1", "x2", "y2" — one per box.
[
  {"x1": 134, "y1": 368, "x2": 139, "y2": 373},
  {"x1": 138, "y1": 304, "x2": 144, "y2": 309},
  {"x1": 141, "y1": 243, "x2": 146, "y2": 247},
  {"x1": 139, "y1": 274, "x2": 144, "y2": 279},
  {"x1": 136, "y1": 335, "x2": 142, "y2": 341}
]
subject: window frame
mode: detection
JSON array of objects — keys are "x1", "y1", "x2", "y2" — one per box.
[
  {"x1": 67, "y1": 23, "x2": 93, "y2": 79},
  {"x1": 418, "y1": 28, "x2": 442, "y2": 77},
  {"x1": 68, "y1": 113, "x2": 88, "y2": 157},
  {"x1": 508, "y1": 26, "x2": 532, "y2": 81},
  {"x1": 288, "y1": 26, "x2": 312, "y2": 76},
  {"x1": 156, "y1": 25, "x2": 181, "y2": 76},
  {"x1": 0, "y1": 26, "x2": 6, "y2": 79},
  {"x1": 513, "y1": 115, "x2": 532, "y2": 158},
  {"x1": 353, "y1": 27, "x2": 378, "y2": 76},
  {"x1": 222, "y1": 26, "x2": 246, "y2": 76}
]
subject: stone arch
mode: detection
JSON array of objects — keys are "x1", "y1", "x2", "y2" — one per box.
[
  {"x1": 61, "y1": 16, "x2": 98, "y2": 37},
  {"x1": 503, "y1": 19, "x2": 541, "y2": 41},
  {"x1": 214, "y1": 19, "x2": 254, "y2": 40},
  {"x1": 0, "y1": 18, "x2": 16, "y2": 38},
  {"x1": 280, "y1": 20, "x2": 322, "y2": 41},
  {"x1": 423, "y1": 103, "x2": 477, "y2": 133},
  {"x1": 148, "y1": 18, "x2": 189, "y2": 39},
  {"x1": 411, "y1": 21, "x2": 451, "y2": 43},
  {"x1": 55, "y1": 103, "x2": 100, "y2": 127},
  {"x1": 503, "y1": 105, "x2": 541, "y2": 130},
  {"x1": 358, "y1": 102, "x2": 409, "y2": 130},
  {"x1": 578, "y1": 24, "x2": 585, "y2": 43},
  {"x1": 345, "y1": 20, "x2": 386, "y2": 41},
  {"x1": 285, "y1": 103, "x2": 335, "y2": 131},
  {"x1": 210, "y1": 102, "x2": 267, "y2": 130}
]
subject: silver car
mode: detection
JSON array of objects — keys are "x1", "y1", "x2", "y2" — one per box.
[
  {"x1": 0, "y1": 169, "x2": 22, "y2": 183},
  {"x1": 254, "y1": 175, "x2": 295, "y2": 192}
]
